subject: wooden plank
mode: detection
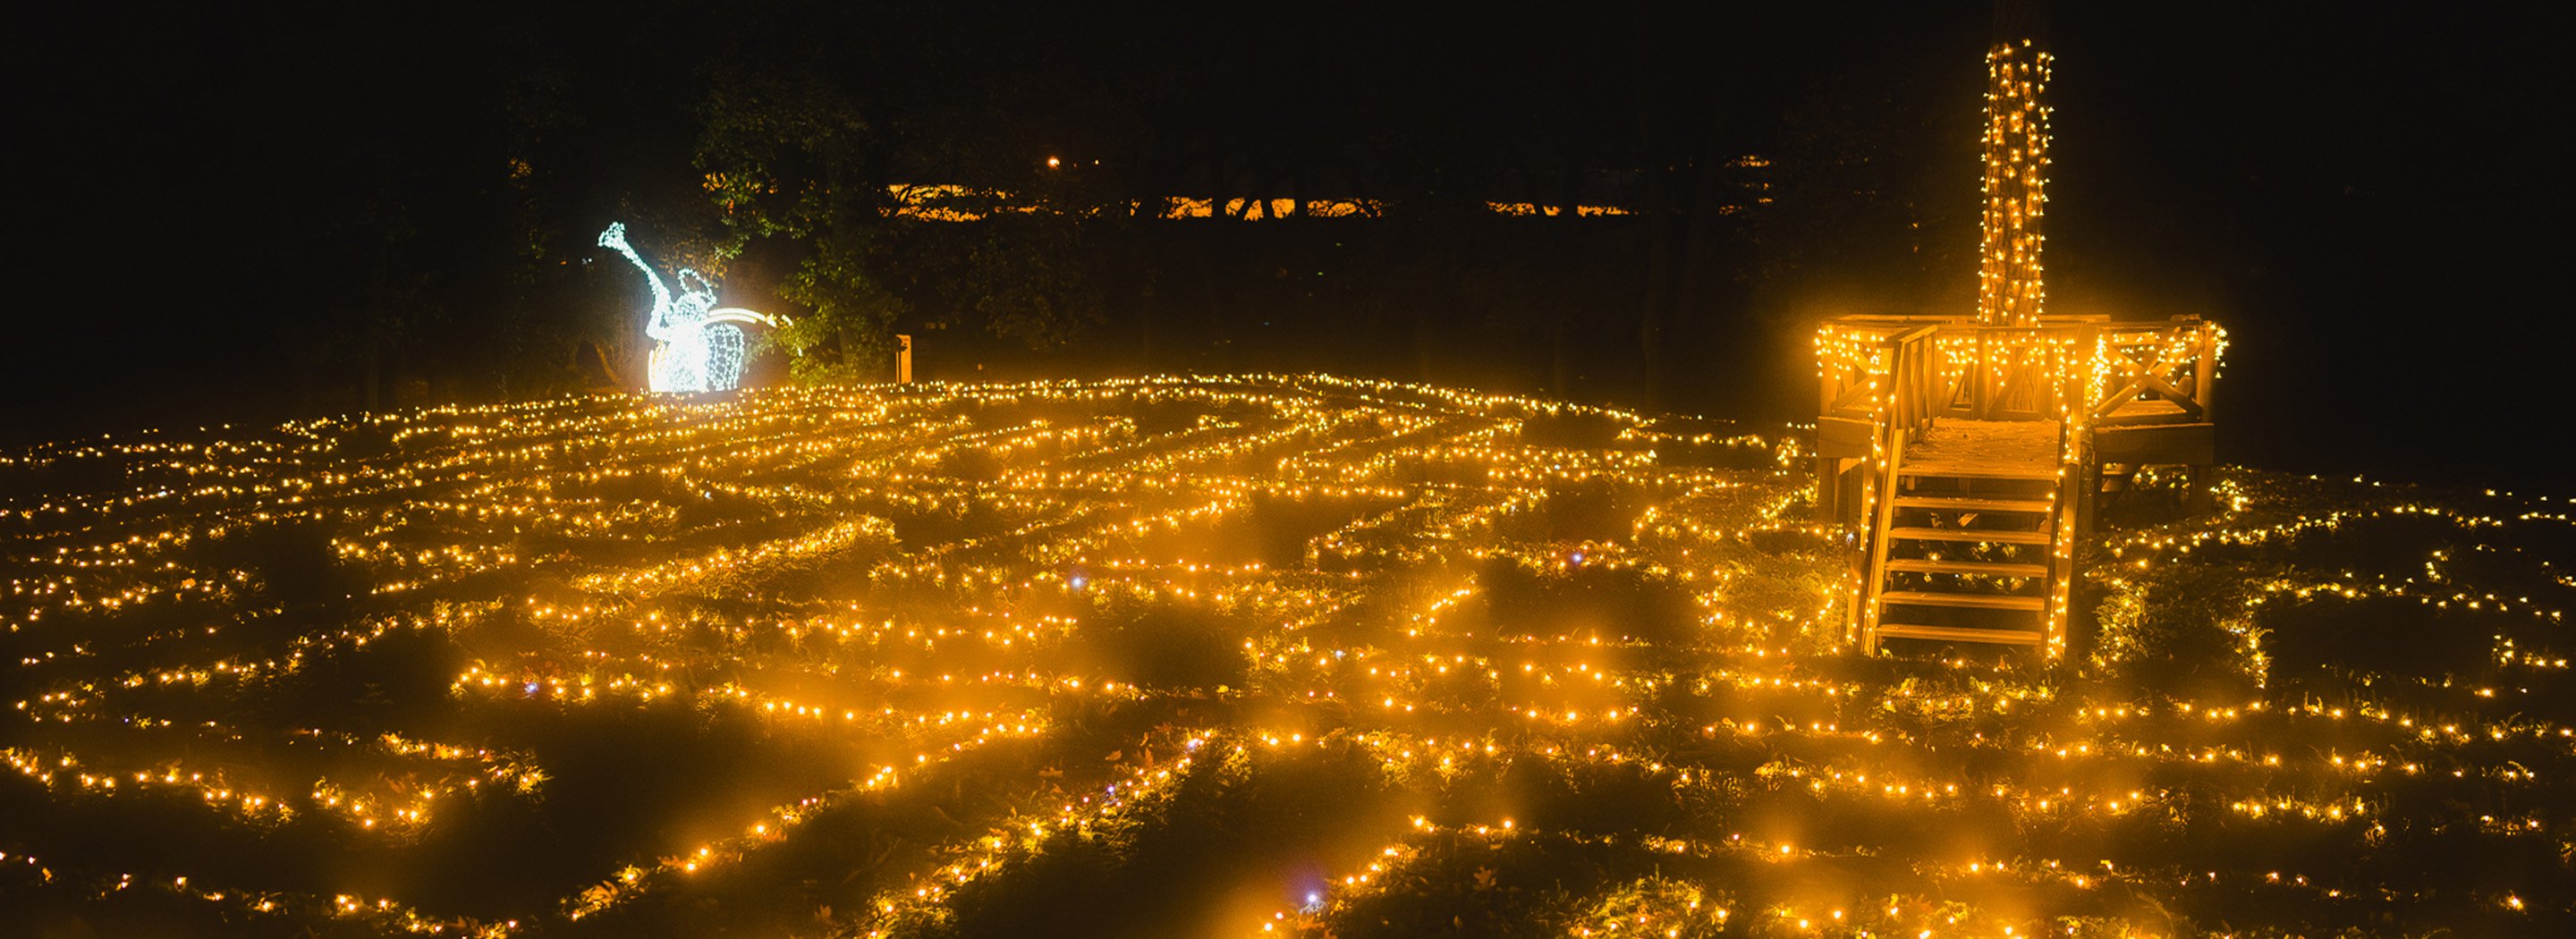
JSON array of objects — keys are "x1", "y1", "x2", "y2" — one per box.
[
  {"x1": 1900, "y1": 419, "x2": 2057, "y2": 473},
  {"x1": 2069, "y1": 322, "x2": 2099, "y2": 419},
  {"x1": 1893, "y1": 325, "x2": 1936, "y2": 433},
  {"x1": 2089, "y1": 343, "x2": 2187, "y2": 419},
  {"x1": 2194, "y1": 325, "x2": 2216, "y2": 423},
  {"x1": 1898, "y1": 464, "x2": 2056, "y2": 481},
  {"x1": 1827, "y1": 378, "x2": 1878, "y2": 413},
  {"x1": 2101, "y1": 399, "x2": 2193, "y2": 425},
  {"x1": 2130, "y1": 371, "x2": 2204, "y2": 419},
  {"x1": 1815, "y1": 416, "x2": 1877, "y2": 459},
  {"x1": 1886, "y1": 526, "x2": 2050, "y2": 545},
  {"x1": 1876, "y1": 623, "x2": 2045, "y2": 645},
  {"x1": 2089, "y1": 382, "x2": 2146, "y2": 420},
  {"x1": 1860, "y1": 421, "x2": 1906, "y2": 654},
  {"x1": 2046, "y1": 461, "x2": 2075, "y2": 653},
  {"x1": 2091, "y1": 343, "x2": 2205, "y2": 422},
  {"x1": 1885, "y1": 559, "x2": 2049, "y2": 578},
  {"x1": 1878, "y1": 590, "x2": 2046, "y2": 612},
  {"x1": 1893, "y1": 495, "x2": 2055, "y2": 513},
  {"x1": 1836, "y1": 314, "x2": 1975, "y2": 325},
  {"x1": 1814, "y1": 457, "x2": 1840, "y2": 525},
  {"x1": 2087, "y1": 344, "x2": 2151, "y2": 419}
]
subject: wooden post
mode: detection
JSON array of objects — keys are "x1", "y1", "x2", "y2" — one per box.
[
  {"x1": 2186, "y1": 465, "x2": 2216, "y2": 516},
  {"x1": 1974, "y1": 329, "x2": 1992, "y2": 418},
  {"x1": 2189, "y1": 319, "x2": 2216, "y2": 514},
  {"x1": 896, "y1": 334, "x2": 914, "y2": 384},
  {"x1": 1816, "y1": 457, "x2": 1839, "y2": 523},
  {"x1": 1818, "y1": 359, "x2": 1839, "y2": 524},
  {"x1": 2192, "y1": 319, "x2": 2215, "y2": 424},
  {"x1": 1860, "y1": 419, "x2": 1903, "y2": 655}
]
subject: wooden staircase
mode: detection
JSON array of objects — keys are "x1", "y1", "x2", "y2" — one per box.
[
  {"x1": 1859, "y1": 420, "x2": 2072, "y2": 654},
  {"x1": 1816, "y1": 316, "x2": 2218, "y2": 659}
]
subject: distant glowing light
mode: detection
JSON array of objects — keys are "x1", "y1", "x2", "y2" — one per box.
[{"x1": 598, "y1": 223, "x2": 778, "y2": 393}]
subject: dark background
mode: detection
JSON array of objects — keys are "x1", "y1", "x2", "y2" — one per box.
[{"x1": 13, "y1": 1, "x2": 2569, "y2": 492}]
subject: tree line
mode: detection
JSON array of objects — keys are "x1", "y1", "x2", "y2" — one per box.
[{"x1": 23, "y1": 1, "x2": 1987, "y2": 434}]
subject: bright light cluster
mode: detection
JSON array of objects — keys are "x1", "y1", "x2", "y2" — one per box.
[
  {"x1": 1, "y1": 376, "x2": 2568, "y2": 935},
  {"x1": 597, "y1": 222, "x2": 775, "y2": 393}
]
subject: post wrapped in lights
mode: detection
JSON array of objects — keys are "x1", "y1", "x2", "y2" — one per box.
[
  {"x1": 1979, "y1": 40, "x2": 2051, "y2": 327},
  {"x1": 1812, "y1": 34, "x2": 2230, "y2": 657},
  {"x1": 598, "y1": 223, "x2": 778, "y2": 393}
]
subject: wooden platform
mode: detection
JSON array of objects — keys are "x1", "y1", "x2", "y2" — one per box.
[
  {"x1": 1814, "y1": 313, "x2": 2224, "y2": 659},
  {"x1": 1896, "y1": 419, "x2": 2057, "y2": 477}
]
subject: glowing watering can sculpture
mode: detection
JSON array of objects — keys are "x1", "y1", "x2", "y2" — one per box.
[{"x1": 597, "y1": 223, "x2": 778, "y2": 393}]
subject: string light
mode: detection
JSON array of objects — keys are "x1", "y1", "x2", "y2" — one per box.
[
  {"x1": 2, "y1": 376, "x2": 2564, "y2": 935},
  {"x1": 1979, "y1": 40, "x2": 2051, "y2": 328}
]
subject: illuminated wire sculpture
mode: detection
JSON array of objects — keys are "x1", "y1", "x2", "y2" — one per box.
[{"x1": 597, "y1": 223, "x2": 779, "y2": 393}]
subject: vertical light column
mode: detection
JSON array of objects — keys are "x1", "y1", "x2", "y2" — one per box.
[{"x1": 1979, "y1": 40, "x2": 2052, "y2": 327}]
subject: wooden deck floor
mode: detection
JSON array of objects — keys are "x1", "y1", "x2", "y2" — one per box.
[{"x1": 1902, "y1": 419, "x2": 2059, "y2": 476}]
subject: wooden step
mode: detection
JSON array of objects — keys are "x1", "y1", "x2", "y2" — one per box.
[
  {"x1": 1893, "y1": 495, "x2": 2055, "y2": 513},
  {"x1": 1898, "y1": 465, "x2": 2058, "y2": 481},
  {"x1": 1877, "y1": 590, "x2": 2046, "y2": 612},
  {"x1": 1885, "y1": 558, "x2": 2050, "y2": 578},
  {"x1": 1886, "y1": 526, "x2": 2050, "y2": 545},
  {"x1": 1877, "y1": 623, "x2": 2045, "y2": 645}
]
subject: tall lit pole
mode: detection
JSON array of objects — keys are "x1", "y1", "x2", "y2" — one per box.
[{"x1": 1978, "y1": 39, "x2": 2051, "y2": 326}]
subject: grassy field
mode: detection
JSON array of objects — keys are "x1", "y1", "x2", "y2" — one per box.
[{"x1": 1, "y1": 376, "x2": 2567, "y2": 937}]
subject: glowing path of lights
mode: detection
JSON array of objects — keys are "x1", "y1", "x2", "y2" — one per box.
[{"x1": 0, "y1": 375, "x2": 2569, "y2": 935}]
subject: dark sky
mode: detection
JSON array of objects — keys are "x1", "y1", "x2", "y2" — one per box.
[
  {"x1": 13, "y1": 1, "x2": 2570, "y2": 492},
  {"x1": 2043, "y1": 4, "x2": 2569, "y2": 493}
]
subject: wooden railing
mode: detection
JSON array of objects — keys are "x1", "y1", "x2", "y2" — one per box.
[
  {"x1": 1818, "y1": 318, "x2": 1942, "y2": 433},
  {"x1": 2089, "y1": 316, "x2": 2220, "y2": 425},
  {"x1": 1823, "y1": 314, "x2": 2220, "y2": 426},
  {"x1": 1930, "y1": 324, "x2": 2087, "y2": 420},
  {"x1": 1886, "y1": 325, "x2": 1937, "y2": 442}
]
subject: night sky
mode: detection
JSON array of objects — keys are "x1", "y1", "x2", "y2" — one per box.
[{"x1": 16, "y1": 1, "x2": 2570, "y2": 492}]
